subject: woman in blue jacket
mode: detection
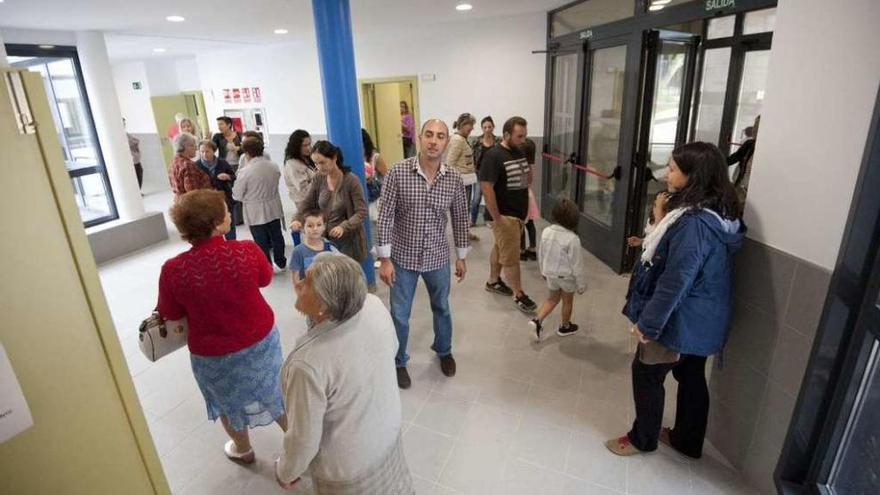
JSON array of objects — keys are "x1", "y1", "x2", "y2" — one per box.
[{"x1": 607, "y1": 142, "x2": 745, "y2": 459}]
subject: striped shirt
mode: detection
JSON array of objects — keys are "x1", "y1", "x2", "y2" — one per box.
[{"x1": 376, "y1": 156, "x2": 470, "y2": 272}]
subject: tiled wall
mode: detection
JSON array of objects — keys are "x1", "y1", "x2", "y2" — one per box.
[{"x1": 708, "y1": 237, "x2": 832, "y2": 495}]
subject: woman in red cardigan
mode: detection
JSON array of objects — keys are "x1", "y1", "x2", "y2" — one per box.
[{"x1": 157, "y1": 189, "x2": 286, "y2": 464}]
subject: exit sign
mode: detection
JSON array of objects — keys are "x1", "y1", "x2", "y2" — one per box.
[{"x1": 705, "y1": 0, "x2": 735, "y2": 12}]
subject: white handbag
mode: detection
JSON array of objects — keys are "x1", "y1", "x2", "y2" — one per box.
[{"x1": 138, "y1": 312, "x2": 188, "y2": 362}]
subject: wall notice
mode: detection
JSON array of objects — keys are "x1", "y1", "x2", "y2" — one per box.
[{"x1": 0, "y1": 342, "x2": 33, "y2": 443}]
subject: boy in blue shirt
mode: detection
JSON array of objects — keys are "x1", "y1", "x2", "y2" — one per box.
[{"x1": 289, "y1": 209, "x2": 339, "y2": 282}]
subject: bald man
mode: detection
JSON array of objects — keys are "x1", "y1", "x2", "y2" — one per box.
[{"x1": 376, "y1": 119, "x2": 471, "y2": 389}]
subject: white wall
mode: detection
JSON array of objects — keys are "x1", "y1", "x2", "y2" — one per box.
[
  {"x1": 195, "y1": 12, "x2": 547, "y2": 137},
  {"x1": 112, "y1": 61, "x2": 156, "y2": 133},
  {"x1": 175, "y1": 58, "x2": 201, "y2": 92},
  {"x1": 143, "y1": 59, "x2": 180, "y2": 96},
  {"x1": 744, "y1": 0, "x2": 880, "y2": 269}
]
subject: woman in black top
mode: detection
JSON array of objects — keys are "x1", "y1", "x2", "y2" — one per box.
[{"x1": 471, "y1": 116, "x2": 500, "y2": 225}]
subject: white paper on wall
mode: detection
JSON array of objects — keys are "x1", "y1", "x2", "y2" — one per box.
[{"x1": 0, "y1": 342, "x2": 33, "y2": 443}]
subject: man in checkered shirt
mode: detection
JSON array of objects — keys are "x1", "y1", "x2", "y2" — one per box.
[{"x1": 376, "y1": 119, "x2": 470, "y2": 390}]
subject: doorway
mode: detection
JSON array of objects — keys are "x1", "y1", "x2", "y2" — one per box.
[
  {"x1": 359, "y1": 77, "x2": 419, "y2": 166},
  {"x1": 541, "y1": 1, "x2": 776, "y2": 273},
  {"x1": 151, "y1": 90, "x2": 210, "y2": 169}
]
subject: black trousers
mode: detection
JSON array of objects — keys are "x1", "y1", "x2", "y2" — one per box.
[
  {"x1": 520, "y1": 220, "x2": 536, "y2": 250},
  {"x1": 628, "y1": 352, "x2": 709, "y2": 458},
  {"x1": 134, "y1": 163, "x2": 143, "y2": 189},
  {"x1": 249, "y1": 219, "x2": 287, "y2": 269}
]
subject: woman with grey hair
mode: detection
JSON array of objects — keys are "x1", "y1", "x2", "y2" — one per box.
[
  {"x1": 276, "y1": 253, "x2": 413, "y2": 494},
  {"x1": 168, "y1": 132, "x2": 212, "y2": 197}
]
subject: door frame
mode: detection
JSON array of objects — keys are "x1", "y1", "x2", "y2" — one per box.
[{"x1": 358, "y1": 75, "x2": 420, "y2": 152}]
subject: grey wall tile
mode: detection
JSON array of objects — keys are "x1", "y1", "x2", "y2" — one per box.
[
  {"x1": 707, "y1": 404, "x2": 755, "y2": 469},
  {"x1": 768, "y1": 325, "x2": 814, "y2": 396},
  {"x1": 708, "y1": 352, "x2": 767, "y2": 437},
  {"x1": 742, "y1": 382, "x2": 797, "y2": 494},
  {"x1": 726, "y1": 297, "x2": 781, "y2": 376},
  {"x1": 785, "y1": 261, "x2": 832, "y2": 339},
  {"x1": 733, "y1": 238, "x2": 797, "y2": 317}
]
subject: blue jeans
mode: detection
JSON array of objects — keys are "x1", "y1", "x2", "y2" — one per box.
[
  {"x1": 470, "y1": 183, "x2": 483, "y2": 225},
  {"x1": 390, "y1": 262, "x2": 452, "y2": 367},
  {"x1": 291, "y1": 230, "x2": 301, "y2": 246},
  {"x1": 224, "y1": 225, "x2": 237, "y2": 240}
]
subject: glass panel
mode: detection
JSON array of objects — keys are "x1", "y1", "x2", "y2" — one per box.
[
  {"x1": 743, "y1": 7, "x2": 777, "y2": 35},
  {"x1": 645, "y1": 0, "x2": 690, "y2": 13},
  {"x1": 547, "y1": 53, "x2": 580, "y2": 200},
  {"x1": 10, "y1": 50, "x2": 117, "y2": 226},
  {"x1": 582, "y1": 44, "x2": 627, "y2": 226},
  {"x1": 551, "y1": 0, "x2": 634, "y2": 38},
  {"x1": 729, "y1": 49, "x2": 770, "y2": 180},
  {"x1": 71, "y1": 173, "x2": 113, "y2": 224},
  {"x1": 827, "y1": 340, "x2": 880, "y2": 495},
  {"x1": 693, "y1": 47, "x2": 731, "y2": 144},
  {"x1": 642, "y1": 40, "x2": 690, "y2": 232},
  {"x1": 707, "y1": 15, "x2": 735, "y2": 39}
]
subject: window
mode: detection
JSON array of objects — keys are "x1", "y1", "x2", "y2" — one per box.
[
  {"x1": 707, "y1": 15, "x2": 736, "y2": 39},
  {"x1": 550, "y1": 0, "x2": 634, "y2": 38},
  {"x1": 743, "y1": 7, "x2": 777, "y2": 35},
  {"x1": 7, "y1": 46, "x2": 117, "y2": 227}
]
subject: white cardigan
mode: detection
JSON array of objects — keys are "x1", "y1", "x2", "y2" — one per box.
[{"x1": 277, "y1": 294, "x2": 403, "y2": 486}]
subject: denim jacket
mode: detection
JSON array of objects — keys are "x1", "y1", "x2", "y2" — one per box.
[{"x1": 623, "y1": 209, "x2": 746, "y2": 356}]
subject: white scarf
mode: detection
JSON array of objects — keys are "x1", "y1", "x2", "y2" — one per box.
[{"x1": 640, "y1": 207, "x2": 691, "y2": 265}]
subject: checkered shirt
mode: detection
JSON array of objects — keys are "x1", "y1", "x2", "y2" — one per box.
[{"x1": 376, "y1": 156, "x2": 470, "y2": 272}]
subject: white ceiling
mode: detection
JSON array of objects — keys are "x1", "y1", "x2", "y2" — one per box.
[{"x1": 0, "y1": 0, "x2": 569, "y2": 61}]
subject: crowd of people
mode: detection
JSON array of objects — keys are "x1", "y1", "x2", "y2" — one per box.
[{"x1": 156, "y1": 110, "x2": 745, "y2": 493}]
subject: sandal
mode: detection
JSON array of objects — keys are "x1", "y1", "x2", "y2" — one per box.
[
  {"x1": 605, "y1": 435, "x2": 643, "y2": 456},
  {"x1": 224, "y1": 440, "x2": 255, "y2": 464}
]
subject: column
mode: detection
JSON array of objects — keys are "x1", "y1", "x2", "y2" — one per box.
[
  {"x1": 311, "y1": 0, "x2": 375, "y2": 286},
  {"x1": 76, "y1": 31, "x2": 145, "y2": 221}
]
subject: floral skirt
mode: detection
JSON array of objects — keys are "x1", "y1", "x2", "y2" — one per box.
[{"x1": 190, "y1": 326, "x2": 285, "y2": 431}]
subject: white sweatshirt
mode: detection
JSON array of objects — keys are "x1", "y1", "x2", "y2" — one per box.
[{"x1": 538, "y1": 224, "x2": 587, "y2": 292}]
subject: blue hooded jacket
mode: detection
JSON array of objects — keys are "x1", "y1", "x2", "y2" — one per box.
[{"x1": 623, "y1": 209, "x2": 745, "y2": 356}]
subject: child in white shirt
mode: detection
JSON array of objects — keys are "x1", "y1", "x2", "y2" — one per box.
[{"x1": 529, "y1": 198, "x2": 587, "y2": 341}]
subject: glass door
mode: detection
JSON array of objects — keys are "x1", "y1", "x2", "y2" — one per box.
[
  {"x1": 626, "y1": 30, "x2": 699, "y2": 269},
  {"x1": 575, "y1": 35, "x2": 638, "y2": 269},
  {"x1": 542, "y1": 49, "x2": 584, "y2": 213}
]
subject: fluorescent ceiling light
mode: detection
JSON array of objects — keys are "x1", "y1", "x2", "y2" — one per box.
[
  {"x1": 274, "y1": 28, "x2": 289, "y2": 34},
  {"x1": 166, "y1": 15, "x2": 185, "y2": 22},
  {"x1": 456, "y1": 3, "x2": 473, "y2": 11},
  {"x1": 38, "y1": 45, "x2": 55, "y2": 49},
  {"x1": 153, "y1": 48, "x2": 166, "y2": 53},
  {"x1": 649, "y1": 4, "x2": 665, "y2": 11},
  {"x1": 652, "y1": 0, "x2": 672, "y2": 4}
]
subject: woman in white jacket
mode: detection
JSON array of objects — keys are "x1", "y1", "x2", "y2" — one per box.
[
  {"x1": 283, "y1": 130, "x2": 317, "y2": 246},
  {"x1": 528, "y1": 198, "x2": 587, "y2": 341}
]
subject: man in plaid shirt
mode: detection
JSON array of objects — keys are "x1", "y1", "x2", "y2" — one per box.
[{"x1": 376, "y1": 119, "x2": 470, "y2": 389}]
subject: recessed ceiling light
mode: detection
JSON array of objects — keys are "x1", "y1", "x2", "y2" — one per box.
[
  {"x1": 652, "y1": 0, "x2": 672, "y2": 4},
  {"x1": 273, "y1": 28, "x2": 288, "y2": 34},
  {"x1": 39, "y1": 45, "x2": 55, "y2": 50},
  {"x1": 166, "y1": 15, "x2": 185, "y2": 22},
  {"x1": 153, "y1": 48, "x2": 166, "y2": 53},
  {"x1": 649, "y1": 4, "x2": 665, "y2": 11},
  {"x1": 456, "y1": 3, "x2": 473, "y2": 11}
]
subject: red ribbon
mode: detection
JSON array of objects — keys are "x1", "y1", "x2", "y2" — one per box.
[{"x1": 541, "y1": 152, "x2": 607, "y2": 178}]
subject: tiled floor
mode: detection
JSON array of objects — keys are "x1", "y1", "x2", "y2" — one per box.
[{"x1": 99, "y1": 192, "x2": 758, "y2": 494}]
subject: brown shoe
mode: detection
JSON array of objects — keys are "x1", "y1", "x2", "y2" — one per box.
[
  {"x1": 605, "y1": 435, "x2": 643, "y2": 456},
  {"x1": 440, "y1": 354, "x2": 456, "y2": 377},
  {"x1": 396, "y1": 367, "x2": 411, "y2": 389}
]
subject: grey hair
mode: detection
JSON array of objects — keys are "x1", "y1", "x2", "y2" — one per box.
[
  {"x1": 307, "y1": 253, "x2": 366, "y2": 322},
  {"x1": 173, "y1": 132, "x2": 197, "y2": 153}
]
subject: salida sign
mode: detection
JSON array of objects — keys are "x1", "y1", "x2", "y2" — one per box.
[{"x1": 705, "y1": 0, "x2": 735, "y2": 11}]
